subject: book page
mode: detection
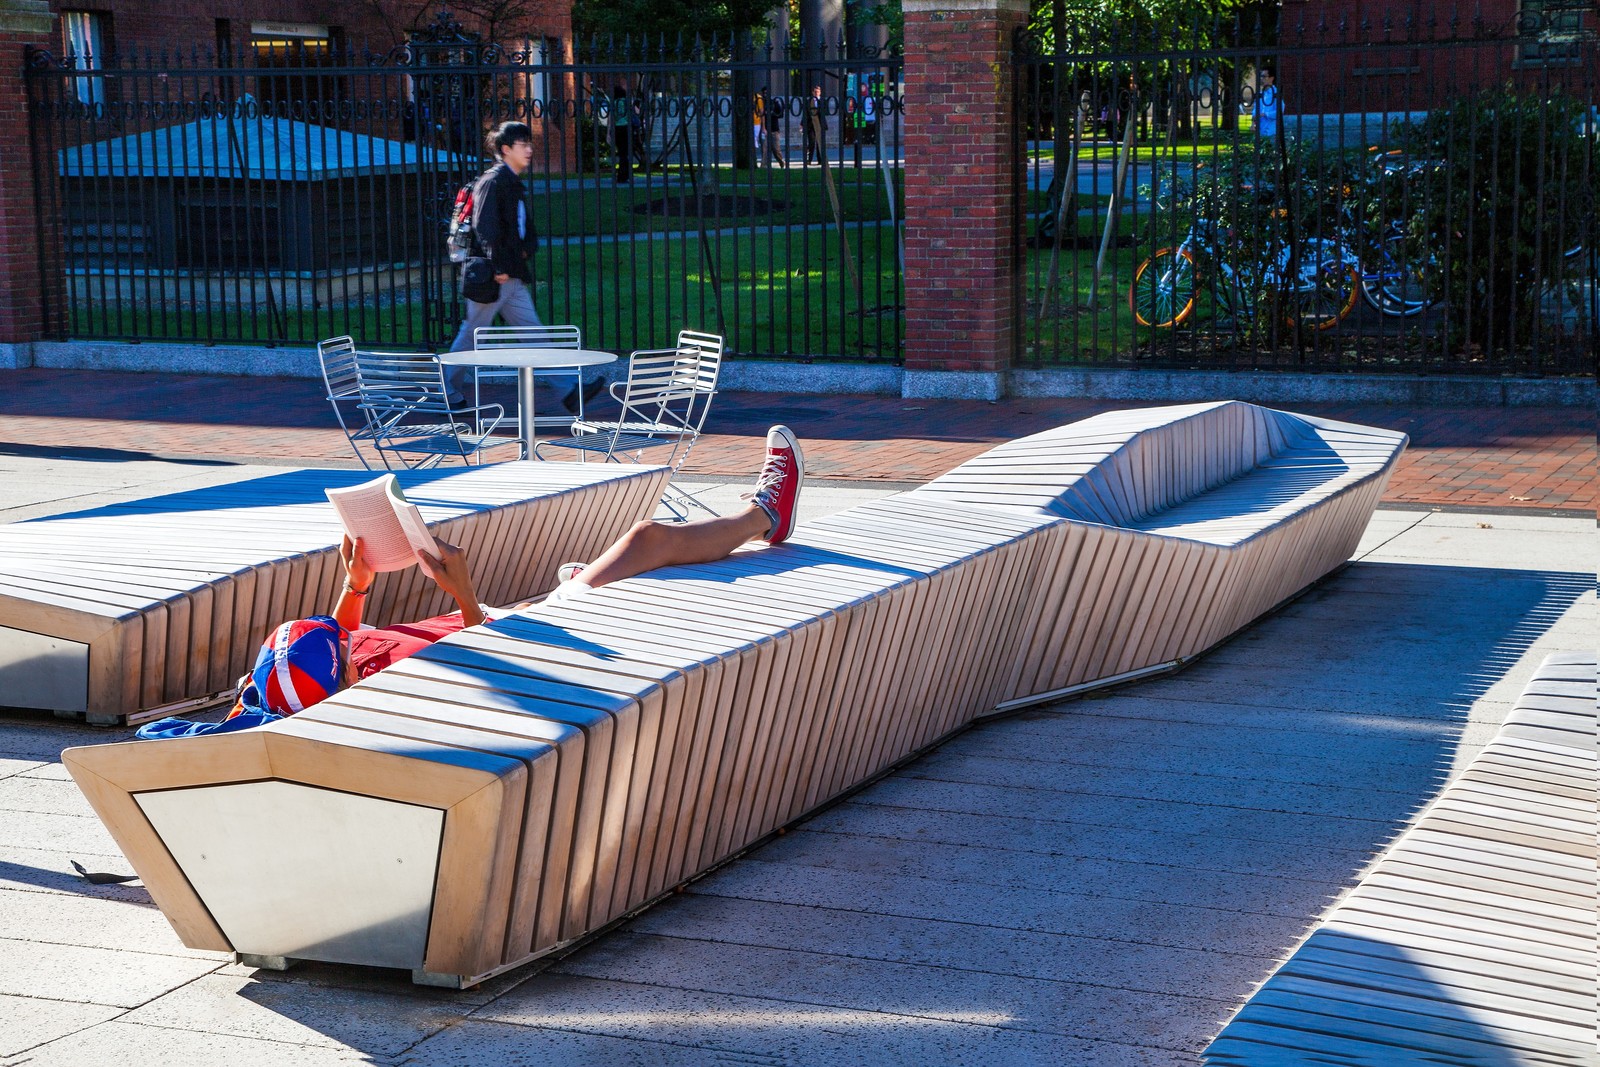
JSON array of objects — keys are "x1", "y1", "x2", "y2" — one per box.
[
  {"x1": 325, "y1": 474, "x2": 432, "y2": 573},
  {"x1": 385, "y1": 477, "x2": 440, "y2": 579}
]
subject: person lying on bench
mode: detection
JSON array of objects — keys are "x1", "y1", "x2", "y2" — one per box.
[{"x1": 137, "y1": 426, "x2": 804, "y2": 740}]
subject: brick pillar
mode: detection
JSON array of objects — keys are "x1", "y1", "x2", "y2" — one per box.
[
  {"x1": 900, "y1": 0, "x2": 1026, "y2": 400},
  {"x1": 0, "y1": 0, "x2": 53, "y2": 361}
]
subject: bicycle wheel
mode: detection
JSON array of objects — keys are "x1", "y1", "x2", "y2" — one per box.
[
  {"x1": 1130, "y1": 248, "x2": 1198, "y2": 328},
  {"x1": 1285, "y1": 241, "x2": 1360, "y2": 331},
  {"x1": 1361, "y1": 237, "x2": 1437, "y2": 317}
]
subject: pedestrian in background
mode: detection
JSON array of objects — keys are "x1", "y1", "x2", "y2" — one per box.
[
  {"x1": 766, "y1": 95, "x2": 790, "y2": 168},
  {"x1": 448, "y1": 121, "x2": 601, "y2": 412},
  {"x1": 1255, "y1": 65, "x2": 1281, "y2": 142},
  {"x1": 753, "y1": 88, "x2": 767, "y2": 165},
  {"x1": 804, "y1": 84, "x2": 827, "y2": 165},
  {"x1": 610, "y1": 84, "x2": 633, "y2": 185}
]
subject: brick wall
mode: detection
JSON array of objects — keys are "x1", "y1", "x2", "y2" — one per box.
[
  {"x1": 901, "y1": 0, "x2": 1027, "y2": 379},
  {"x1": 0, "y1": 3, "x2": 52, "y2": 343}
]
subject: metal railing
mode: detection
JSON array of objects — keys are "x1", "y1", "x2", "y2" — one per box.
[
  {"x1": 1015, "y1": 9, "x2": 1597, "y2": 375},
  {"x1": 24, "y1": 20, "x2": 904, "y2": 362}
]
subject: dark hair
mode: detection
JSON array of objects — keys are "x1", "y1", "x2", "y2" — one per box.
[
  {"x1": 1262, "y1": 64, "x2": 1276, "y2": 79},
  {"x1": 487, "y1": 121, "x2": 533, "y2": 155}
]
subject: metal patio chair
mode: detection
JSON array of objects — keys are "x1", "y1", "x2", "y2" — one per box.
[
  {"x1": 352, "y1": 350, "x2": 519, "y2": 469},
  {"x1": 316, "y1": 336, "x2": 380, "y2": 469},
  {"x1": 472, "y1": 324, "x2": 589, "y2": 433},
  {"x1": 534, "y1": 329, "x2": 723, "y2": 520}
]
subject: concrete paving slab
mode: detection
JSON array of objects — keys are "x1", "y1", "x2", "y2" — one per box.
[
  {"x1": 6, "y1": 1019, "x2": 370, "y2": 1066},
  {"x1": 743, "y1": 826, "x2": 1351, "y2": 913},
  {"x1": 0, "y1": 938, "x2": 222, "y2": 1008},
  {"x1": 0, "y1": 843, "x2": 147, "y2": 903},
  {"x1": 3, "y1": 806, "x2": 129, "y2": 857},
  {"x1": 976, "y1": 708, "x2": 1464, "y2": 771},
  {"x1": 400, "y1": 1008, "x2": 1174, "y2": 1067},
  {"x1": 14, "y1": 762, "x2": 74, "y2": 782},
  {"x1": 0, "y1": 994, "x2": 123, "y2": 1059},
  {"x1": 0, "y1": 457, "x2": 271, "y2": 524},
  {"x1": 620, "y1": 893, "x2": 1279, "y2": 999},
  {"x1": 850, "y1": 775, "x2": 1399, "y2": 854},
  {"x1": 0, "y1": 776, "x2": 99, "y2": 817},
  {"x1": 1421, "y1": 509, "x2": 1600, "y2": 532},
  {"x1": 896, "y1": 750, "x2": 1441, "y2": 820},
  {"x1": 1363, "y1": 513, "x2": 1595, "y2": 569},
  {"x1": 1351, "y1": 510, "x2": 1426, "y2": 556},
  {"x1": 0, "y1": 890, "x2": 213, "y2": 959},
  {"x1": 0, "y1": 759, "x2": 47, "y2": 780},
  {"x1": 0, "y1": 720, "x2": 119, "y2": 764},
  {"x1": 794, "y1": 800, "x2": 1379, "y2": 878},
  {"x1": 118, "y1": 973, "x2": 472, "y2": 1058},
  {"x1": 552, "y1": 931, "x2": 1234, "y2": 1051},
  {"x1": 682, "y1": 860, "x2": 1313, "y2": 960}
]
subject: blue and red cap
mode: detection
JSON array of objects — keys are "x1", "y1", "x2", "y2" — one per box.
[{"x1": 237, "y1": 615, "x2": 346, "y2": 717}]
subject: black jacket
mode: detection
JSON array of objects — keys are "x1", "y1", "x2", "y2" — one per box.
[{"x1": 471, "y1": 161, "x2": 534, "y2": 282}]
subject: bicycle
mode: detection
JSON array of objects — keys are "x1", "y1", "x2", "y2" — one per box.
[
  {"x1": 1343, "y1": 150, "x2": 1444, "y2": 317},
  {"x1": 1130, "y1": 211, "x2": 1361, "y2": 331}
]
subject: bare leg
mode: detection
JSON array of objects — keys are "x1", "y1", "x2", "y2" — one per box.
[{"x1": 578, "y1": 506, "x2": 771, "y2": 589}]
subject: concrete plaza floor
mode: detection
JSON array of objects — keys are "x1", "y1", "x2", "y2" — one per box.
[{"x1": 0, "y1": 445, "x2": 1591, "y2": 1066}]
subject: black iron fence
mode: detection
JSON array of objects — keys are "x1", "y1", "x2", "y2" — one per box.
[
  {"x1": 1016, "y1": 10, "x2": 1598, "y2": 376},
  {"x1": 24, "y1": 19, "x2": 904, "y2": 361}
]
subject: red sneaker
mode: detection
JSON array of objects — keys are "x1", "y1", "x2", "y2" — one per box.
[{"x1": 750, "y1": 425, "x2": 804, "y2": 544}]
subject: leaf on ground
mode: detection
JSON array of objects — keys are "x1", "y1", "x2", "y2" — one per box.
[{"x1": 71, "y1": 859, "x2": 139, "y2": 885}]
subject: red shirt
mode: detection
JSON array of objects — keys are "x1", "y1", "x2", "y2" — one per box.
[{"x1": 349, "y1": 611, "x2": 478, "y2": 680}]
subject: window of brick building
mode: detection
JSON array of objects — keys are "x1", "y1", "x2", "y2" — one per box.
[
  {"x1": 250, "y1": 21, "x2": 345, "y2": 115},
  {"x1": 1517, "y1": 0, "x2": 1585, "y2": 65},
  {"x1": 526, "y1": 36, "x2": 562, "y2": 115},
  {"x1": 61, "y1": 9, "x2": 110, "y2": 106}
]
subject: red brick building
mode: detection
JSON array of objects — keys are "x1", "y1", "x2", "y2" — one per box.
[
  {"x1": 1283, "y1": 0, "x2": 1595, "y2": 112},
  {"x1": 45, "y1": 0, "x2": 572, "y2": 66}
]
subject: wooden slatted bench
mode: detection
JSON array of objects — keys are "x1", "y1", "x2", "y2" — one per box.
[
  {"x1": 2, "y1": 463, "x2": 668, "y2": 724},
  {"x1": 63, "y1": 402, "x2": 1407, "y2": 987},
  {"x1": 1203, "y1": 652, "x2": 1598, "y2": 1067},
  {"x1": 913, "y1": 400, "x2": 1408, "y2": 708}
]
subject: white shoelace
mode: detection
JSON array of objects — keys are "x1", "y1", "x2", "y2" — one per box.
[
  {"x1": 744, "y1": 450, "x2": 791, "y2": 506},
  {"x1": 743, "y1": 451, "x2": 791, "y2": 537}
]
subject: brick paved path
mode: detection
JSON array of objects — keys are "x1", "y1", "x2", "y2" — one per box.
[{"x1": 0, "y1": 369, "x2": 1592, "y2": 514}]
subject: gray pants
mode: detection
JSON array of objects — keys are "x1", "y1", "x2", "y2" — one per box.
[
  {"x1": 446, "y1": 280, "x2": 598, "y2": 398},
  {"x1": 448, "y1": 278, "x2": 543, "y2": 352}
]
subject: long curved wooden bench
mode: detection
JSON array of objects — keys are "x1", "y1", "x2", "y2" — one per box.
[
  {"x1": 913, "y1": 400, "x2": 1408, "y2": 707},
  {"x1": 1203, "y1": 652, "x2": 1597, "y2": 1067},
  {"x1": 0, "y1": 463, "x2": 668, "y2": 723},
  {"x1": 63, "y1": 402, "x2": 1407, "y2": 987}
]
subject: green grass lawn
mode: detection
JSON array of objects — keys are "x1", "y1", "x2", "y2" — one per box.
[
  {"x1": 1039, "y1": 120, "x2": 1250, "y2": 165},
  {"x1": 1021, "y1": 238, "x2": 1146, "y2": 363},
  {"x1": 531, "y1": 163, "x2": 906, "y2": 239},
  {"x1": 72, "y1": 226, "x2": 904, "y2": 360}
]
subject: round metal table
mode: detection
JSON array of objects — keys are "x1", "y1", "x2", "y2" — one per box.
[{"x1": 438, "y1": 348, "x2": 617, "y2": 459}]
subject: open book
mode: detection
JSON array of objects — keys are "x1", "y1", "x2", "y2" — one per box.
[{"x1": 324, "y1": 474, "x2": 438, "y2": 575}]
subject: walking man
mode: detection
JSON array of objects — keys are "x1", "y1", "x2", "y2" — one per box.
[{"x1": 448, "y1": 120, "x2": 598, "y2": 410}]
